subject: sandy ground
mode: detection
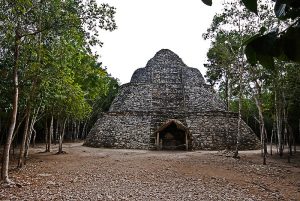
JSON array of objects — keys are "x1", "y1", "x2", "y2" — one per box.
[{"x1": 0, "y1": 143, "x2": 300, "y2": 201}]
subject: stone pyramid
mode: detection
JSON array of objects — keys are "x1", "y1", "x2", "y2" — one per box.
[{"x1": 84, "y1": 49, "x2": 260, "y2": 150}]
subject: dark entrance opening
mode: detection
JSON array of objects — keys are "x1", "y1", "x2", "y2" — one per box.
[{"x1": 156, "y1": 120, "x2": 189, "y2": 150}]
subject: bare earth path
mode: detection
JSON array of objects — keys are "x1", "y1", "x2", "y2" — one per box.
[{"x1": 1, "y1": 143, "x2": 300, "y2": 201}]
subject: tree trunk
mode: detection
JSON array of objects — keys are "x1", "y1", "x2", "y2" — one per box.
[
  {"x1": 73, "y1": 121, "x2": 76, "y2": 142},
  {"x1": 225, "y1": 72, "x2": 231, "y2": 111},
  {"x1": 262, "y1": 122, "x2": 267, "y2": 165},
  {"x1": 11, "y1": 114, "x2": 26, "y2": 144},
  {"x1": 234, "y1": 96, "x2": 242, "y2": 158},
  {"x1": 48, "y1": 115, "x2": 53, "y2": 152},
  {"x1": 264, "y1": 127, "x2": 268, "y2": 155},
  {"x1": 0, "y1": 117, "x2": 4, "y2": 146},
  {"x1": 26, "y1": 105, "x2": 40, "y2": 151},
  {"x1": 254, "y1": 93, "x2": 267, "y2": 165},
  {"x1": 58, "y1": 118, "x2": 67, "y2": 154},
  {"x1": 75, "y1": 121, "x2": 80, "y2": 141},
  {"x1": 0, "y1": 117, "x2": 2, "y2": 143},
  {"x1": 54, "y1": 118, "x2": 59, "y2": 145},
  {"x1": 233, "y1": 59, "x2": 243, "y2": 159},
  {"x1": 32, "y1": 129, "x2": 37, "y2": 148},
  {"x1": 287, "y1": 124, "x2": 293, "y2": 163},
  {"x1": 1, "y1": 32, "x2": 20, "y2": 184},
  {"x1": 275, "y1": 91, "x2": 283, "y2": 157},
  {"x1": 45, "y1": 119, "x2": 49, "y2": 152},
  {"x1": 81, "y1": 120, "x2": 88, "y2": 139},
  {"x1": 270, "y1": 128, "x2": 274, "y2": 156},
  {"x1": 26, "y1": 116, "x2": 36, "y2": 149},
  {"x1": 18, "y1": 106, "x2": 31, "y2": 168},
  {"x1": 295, "y1": 119, "x2": 299, "y2": 154}
]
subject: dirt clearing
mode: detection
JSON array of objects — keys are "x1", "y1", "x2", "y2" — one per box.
[{"x1": 1, "y1": 143, "x2": 300, "y2": 200}]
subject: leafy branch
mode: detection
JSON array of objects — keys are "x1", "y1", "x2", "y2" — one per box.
[{"x1": 202, "y1": 0, "x2": 300, "y2": 67}]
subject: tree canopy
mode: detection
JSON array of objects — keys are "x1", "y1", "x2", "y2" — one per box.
[
  {"x1": 0, "y1": 0, "x2": 118, "y2": 183},
  {"x1": 203, "y1": 0, "x2": 300, "y2": 163},
  {"x1": 202, "y1": 0, "x2": 300, "y2": 67}
]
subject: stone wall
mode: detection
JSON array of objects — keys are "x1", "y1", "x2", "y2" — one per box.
[
  {"x1": 85, "y1": 112, "x2": 151, "y2": 149},
  {"x1": 146, "y1": 49, "x2": 187, "y2": 70},
  {"x1": 152, "y1": 83, "x2": 184, "y2": 111},
  {"x1": 85, "y1": 111, "x2": 260, "y2": 150},
  {"x1": 186, "y1": 112, "x2": 260, "y2": 150},
  {"x1": 130, "y1": 68, "x2": 150, "y2": 83},
  {"x1": 184, "y1": 85, "x2": 226, "y2": 112},
  {"x1": 111, "y1": 64, "x2": 226, "y2": 113},
  {"x1": 182, "y1": 67, "x2": 205, "y2": 86},
  {"x1": 109, "y1": 83, "x2": 152, "y2": 112}
]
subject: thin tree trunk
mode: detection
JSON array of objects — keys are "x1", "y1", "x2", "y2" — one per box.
[
  {"x1": 296, "y1": 119, "x2": 299, "y2": 154},
  {"x1": 81, "y1": 120, "x2": 88, "y2": 139},
  {"x1": 58, "y1": 118, "x2": 67, "y2": 154},
  {"x1": 254, "y1": 91, "x2": 267, "y2": 165},
  {"x1": 27, "y1": 113, "x2": 37, "y2": 149},
  {"x1": 18, "y1": 106, "x2": 31, "y2": 168},
  {"x1": 75, "y1": 121, "x2": 80, "y2": 141},
  {"x1": 287, "y1": 123, "x2": 293, "y2": 163},
  {"x1": 54, "y1": 118, "x2": 59, "y2": 145},
  {"x1": 32, "y1": 129, "x2": 36, "y2": 148},
  {"x1": 11, "y1": 114, "x2": 26, "y2": 143},
  {"x1": 11, "y1": 112, "x2": 26, "y2": 159},
  {"x1": 262, "y1": 123, "x2": 267, "y2": 165},
  {"x1": 234, "y1": 95, "x2": 242, "y2": 158},
  {"x1": 275, "y1": 127, "x2": 278, "y2": 154},
  {"x1": 264, "y1": 127, "x2": 268, "y2": 155},
  {"x1": 270, "y1": 128, "x2": 274, "y2": 156},
  {"x1": 292, "y1": 133, "x2": 295, "y2": 154},
  {"x1": 0, "y1": 117, "x2": 4, "y2": 146},
  {"x1": 45, "y1": 119, "x2": 49, "y2": 152},
  {"x1": 225, "y1": 72, "x2": 230, "y2": 111},
  {"x1": 282, "y1": 91, "x2": 293, "y2": 163},
  {"x1": 26, "y1": 103, "x2": 41, "y2": 151},
  {"x1": 24, "y1": 107, "x2": 43, "y2": 163},
  {"x1": 73, "y1": 121, "x2": 76, "y2": 142},
  {"x1": 48, "y1": 115, "x2": 53, "y2": 152},
  {"x1": 283, "y1": 115, "x2": 290, "y2": 162},
  {"x1": 275, "y1": 91, "x2": 283, "y2": 157},
  {"x1": 234, "y1": 59, "x2": 243, "y2": 159},
  {"x1": 1, "y1": 32, "x2": 20, "y2": 184},
  {"x1": 0, "y1": 117, "x2": 1, "y2": 143}
]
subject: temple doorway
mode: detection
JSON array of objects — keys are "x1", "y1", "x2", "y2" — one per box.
[{"x1": 155, "y1": 119, "x2": 189, "y2": 150}]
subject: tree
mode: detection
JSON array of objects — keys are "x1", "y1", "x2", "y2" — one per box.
[
  {"x1": 203, "y1": 0, "x2": 275, "y2": 102},
  {"x1": 204, "y1": 32, "x2": 238, "y2": 110},
  {"x1": 202, "y1": 0, "x2": 300, "y2": 66},
  {"x1": 0, "y1": 0, "x2": 116, "y2": 184},
  {"x1": 203, "y1": 0, "x2": 277, "y2": 162},
  {"x1": 204, "y1": 0, "x2": 300, "y2": 164}
]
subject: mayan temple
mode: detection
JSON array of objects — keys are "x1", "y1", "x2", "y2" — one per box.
[{"x1": 84, "y1": 49, "x2": 260, "y2": 150}]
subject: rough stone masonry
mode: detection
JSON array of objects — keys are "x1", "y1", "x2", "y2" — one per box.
[{"x1": 84, "y1": 49, "x2": 260, "y2": 150}]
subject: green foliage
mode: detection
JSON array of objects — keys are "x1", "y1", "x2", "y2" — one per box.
[
  {"x1": 243, "y1": 0, "x2": 300, "y2": 65},
  {"x1": 202, "y1": 0, "x2": 300, "y2": 66},
  {"x1": 204, "y1": 31, "x2": 239, "y2": 88},
  {"x1": 242, "y1": 0, "x2": 258, "y2": 14},
  {"x1": 201, "y1": 0, "x2": 212, "y2": 6},
  {"x1": 86, "y1": 76, "x2": 119, "y2": 133},
  {"x1": 203, "y1": 1, "x2": 275, "y2": 109},
  {"x1": 282, "y1": 63, "x2": 300, "y2": 135},
  {"x1": 0, "y1": 0, "x2": 118, "y2": 135},
  {"x1": 204, "y1": 0, "x2": 300, "y2": 142},
  {"x1": 244, "y1": 26, "x2": 300, "y2": 68}
]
